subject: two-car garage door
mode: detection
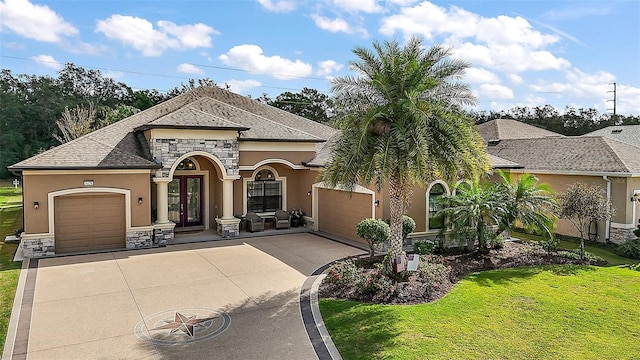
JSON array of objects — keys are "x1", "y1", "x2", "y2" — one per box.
[{"x1": 54, "y1": 193, "x2": 126, "y2": 253}]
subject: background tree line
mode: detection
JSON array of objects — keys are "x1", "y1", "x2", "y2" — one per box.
[{"x1": 1, "y1": 63, "x2": 639, "y2": 178}]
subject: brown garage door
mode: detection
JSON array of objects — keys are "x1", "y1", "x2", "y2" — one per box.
[
  {"x1": 55, "y1": 193, "x2": 126, "y2": 253},
  {"x1": 317, "y1": 188, "x2": 373, "y2": 243}
]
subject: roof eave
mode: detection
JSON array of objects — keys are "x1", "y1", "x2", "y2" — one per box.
[
  {"x1": 135, "y1": 124, "x2": 250, "y2": 132},
  {"x1": 239, "y1": 138, "x2": 326, "y2": 143}
]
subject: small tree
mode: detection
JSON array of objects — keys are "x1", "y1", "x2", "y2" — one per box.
[
  {"x1": 357, "y1": 218, "x2": 391, "y2": 258},
  {"x1": 402, "y1": 215, "x2": 416, "y2": 240},
  {"x1": 560, "y1": 183, "x2": 614, "y2": 259}
]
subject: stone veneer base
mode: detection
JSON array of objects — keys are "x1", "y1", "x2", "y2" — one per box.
[
  {"x1": 21, "y1": 237, "x2": 55, "y2": 258},
  {"x1": 215, "y1": 218, "x2": 240, "y2": 238}
]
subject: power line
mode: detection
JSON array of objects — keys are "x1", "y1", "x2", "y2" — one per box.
[{"x1": 1, "y1": 55, "x2": 332, "y2": 94}]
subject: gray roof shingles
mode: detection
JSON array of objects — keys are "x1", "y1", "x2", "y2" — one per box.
[
  {"x1": 478, "y1": 119, "x2": 563, "y2": 142},
  {"x1": 486, "y1": 137, "x2": 640, "y2": 174},
  {"x1": 583, "y1": 125, "x2": 640, "y2": 148},
  {"x1": 10, "y1": 87, "x2": 337, "y2": 170}
]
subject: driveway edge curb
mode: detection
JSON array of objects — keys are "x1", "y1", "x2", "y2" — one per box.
[{"x1": 309, "y1": 274, "x2": 343, "y2": 360}]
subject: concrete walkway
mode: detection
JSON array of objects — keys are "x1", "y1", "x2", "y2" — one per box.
[{"x1": 3, "y1": 233, "x2": 364, "y2": 360}]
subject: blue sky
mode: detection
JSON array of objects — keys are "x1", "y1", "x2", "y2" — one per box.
[{"x1": 1, "y1": 0, "x2": 639, "y2": 114}]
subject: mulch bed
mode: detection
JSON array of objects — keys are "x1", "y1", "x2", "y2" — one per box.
[{"x1": 319, "y1": 241, "x2": 605, "y2": 305}]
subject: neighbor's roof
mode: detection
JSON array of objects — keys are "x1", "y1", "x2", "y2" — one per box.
[
  {"x1": 477, "y1": 119, "x2": 563, "y2": 142},
  {"x1": 10, "y1": 87, "x2": 337, "y2": 170},
  {"x1": 486, "y1": 136, "x2": 640, "y2": 174},
  {"x1": 304, "y1": 132, "x2": 523, "y2": 169},
  {"x1": 583, "y1": 125, "x2": 640, "y2": 148}
]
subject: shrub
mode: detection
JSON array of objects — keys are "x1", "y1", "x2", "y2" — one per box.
[
  {"x1": 413, "y1": 241, "x2": 435, "y2": 255},
  {"x1": 402, "y1": 215, "x2": 416, "y2": 239},
  {"x1": 633, "y1": 228, "x2": 640, "y2": 238},
  {"x1": 416, "y1": 257, "x2": 451, "y2": 295},
  {"x1": 325, "y1": 258, "x2": 359, "y2": 286},
  {"x1": 540, "y1": 237, "x2": 559, "y2": 253},
  {"x1": 557, "y1": 249, "x2": 603, "y2": 263},
  {"x1": 616, "y1": 239, "x2": 640, "y2": 260},
  {"x1": 490, "y1": 234, "x2": 505, "y2": 250},
  {"x1": 357, "y1": 218, "x2": 391, "y2": 257},
  {"x1": 355, "y1": 268, "x2": 396, "y2": 302}
]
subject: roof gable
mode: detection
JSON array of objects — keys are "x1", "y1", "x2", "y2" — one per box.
[
  {"x1": 583, "y1": 125, "x2": 640, "y2": 148},
  {"x1": 477, "y1": 119, "x2": 563, "y2": 142}
]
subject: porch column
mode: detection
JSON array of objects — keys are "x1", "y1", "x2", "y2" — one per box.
[
  {"x1": 222, "y1": 178, "x2": 234, "y2": 219},
  {"x1": 154, "y1": 177, "x2": 172, "y2": 223}
]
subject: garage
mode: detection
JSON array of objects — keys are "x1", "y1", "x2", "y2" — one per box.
[
  {"x1": 317, "y1": 188, "x2": 374, "y2": 242},
  {"x1": 54, "y1": 193, "x2": 126, "y2": 253}
]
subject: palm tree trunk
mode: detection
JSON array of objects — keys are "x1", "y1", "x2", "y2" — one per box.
[{"x1": 388, "y1": 175, "x2": 405, "y2": 268}]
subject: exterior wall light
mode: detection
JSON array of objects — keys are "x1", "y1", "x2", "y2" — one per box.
[
  {"x1": 34, "y1": 201, "x2": 39, "y2": 209},
  {"x1": 632, "y1": 193, "x2": 639, "y2": 202},
  {"x1": 374, "y1": 200, "x2": 380, "y2": 207},
  {"x1": 307, "y1": 190, "x2": 312, "y2": 196},
  {"x1": 138, "y1": 197, "x2": 143, "y2": 205}
]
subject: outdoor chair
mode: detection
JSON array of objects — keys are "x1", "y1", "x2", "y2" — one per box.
[
  {"x1": 274, "y1": 210, "x2": 291, "y2": 230},
  {"x1": 245, "y1": 213, "x2": 265, "y2": 232}
]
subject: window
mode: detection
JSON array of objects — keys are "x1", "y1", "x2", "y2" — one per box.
[
  {"x1": 176, "y1": 157, "x2": 197, "y2": 171},
  {"x1": 428, "y1": 183, "x2": 446, "y2": 229},
  {"x1": 247, "y1": 169, "x2": 282, "y2": 213}
]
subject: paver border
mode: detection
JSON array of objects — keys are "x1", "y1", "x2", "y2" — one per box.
[{"x1": 3, "y1": 258, "x2": 38, "y2": 360}]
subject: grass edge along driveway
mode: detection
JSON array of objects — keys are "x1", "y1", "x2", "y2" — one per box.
[
  {"x1": 320, "y1": 265, "x2": 640, "y2": 360},
  {"x1": 0, "y1": 180, "x2": 22, "y2": 353}
]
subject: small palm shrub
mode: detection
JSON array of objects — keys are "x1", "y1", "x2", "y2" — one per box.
[
  {"x1": 357, "y1": 218, "x2": 391, "y2": 257},
  {"x1": 490, "y1": 234, "x2": 505, "y2": 250},
  {"x1": 616, "y1": 239, "x2": 640, "y2": 260}
]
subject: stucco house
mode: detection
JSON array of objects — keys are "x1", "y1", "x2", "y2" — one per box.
[
  {"x1": 9, "y1": 87, "x2": 384, "y2": 257},
  {"x1": 478, "y1": 119, "x2": 640, "y2": 244}
]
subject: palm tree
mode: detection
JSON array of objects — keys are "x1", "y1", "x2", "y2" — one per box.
[
  {"x1": 322, "y1": 37, "x2": 489, "y2": 264},
  {"x1": 443, "y1": 181, "x2": 506, "y2": 252},
  {"x1": 494, "y1": 171, "x2": 558, "y2": 239}
]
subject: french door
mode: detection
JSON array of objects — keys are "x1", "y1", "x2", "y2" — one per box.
[{"x1": 168, "y1": 175, "x2": 203, "y2": 227}]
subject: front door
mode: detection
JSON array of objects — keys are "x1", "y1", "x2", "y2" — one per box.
[{"x1": 168, "y1": 175, "x2": 203, "y2": 227}]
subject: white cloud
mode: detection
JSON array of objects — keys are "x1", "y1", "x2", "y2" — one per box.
[
  {"x1": 219, "y1": 44, "x2": 312, "y2": 80},
  {"x1": 224, "y1": 79, "x2": 262, "y2": 94},
  {"x1": 30, "y1": 54, "x2": 63, "y2": 70},
  {"x1": 316, "y1": 60, "x2": 343, "y2": 76},
  {"x1": 617, "y1": 85, "x2": 640, "y2": 115},
  {"x1": 256, "y1": 0, "x2": 296, "y2": 12},
  {"x1": 102, "y1": 71, "x2": 124, "y2": 80},
  {"x1": 464, "y1": 67, "x2": 499, "y2": 84},
  {"x1": 177, "y1": 63, "x2": 204, "y2": 75},
  {"x1": 508, "y1": 74, "x2": 523, "y2": 85},
  {"x1": 379, "y1": 1, "x2": 569, "y2": 73},
  {"x1": 478, "y1": 84, "x2": 514, "y2": 100},
  {"x1": 0, "y1": 0, "x2": 77, "y2": 42},
  {"x1": 531, "y1": 68, "x2": 614, "y2": 99},
  {"x1": 331, "y1": 0, "x2": 383, "y2": 13},
  {"x1": 311, "y1": 14, "x2": 351, "y2": 33},
  {"x1": 95, "y1": 15, "x2": 218, "y2": 56}
]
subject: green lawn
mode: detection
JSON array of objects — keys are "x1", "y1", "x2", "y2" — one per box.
[
  {"x1": 0, "y1": 180, "x2": 22, "y2": 353},
  {"x1": 321, "y1": 265, "x2": 640, "y2": 359}
]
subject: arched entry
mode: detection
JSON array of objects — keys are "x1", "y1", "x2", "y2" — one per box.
[{"x1": 168, "y1": 157, "x2": 205, "y2": 228}]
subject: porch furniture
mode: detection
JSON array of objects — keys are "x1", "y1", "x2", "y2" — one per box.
[
  {"x1": 274, "y1": 210, "x2": 291, "y2": 229},
  {"x1": 245, "y1": 213, "x2": 265, "y2": 232}
]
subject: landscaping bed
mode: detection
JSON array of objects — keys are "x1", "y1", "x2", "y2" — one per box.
[{"x1": 319, "y1": 240, "x2": 606, "y2": 304}]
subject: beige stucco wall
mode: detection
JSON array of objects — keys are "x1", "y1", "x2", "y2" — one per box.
[
  {"x1": 23, "y1": 171, "x2": 152, "y2": 234},
  {"x1": 625, "y1": 177, "x2": 640, "y2": 226},
  {"x1": 239, "y1": 151, "x2": 316, "y2": 167}
]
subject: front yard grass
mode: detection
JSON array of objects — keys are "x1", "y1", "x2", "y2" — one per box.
[
  {"x1": 320, "y1": 265, "x2": 640, "y2": 360},
  {"x1": 0, "y1": 180, "x2": 22, "y2": 353}
]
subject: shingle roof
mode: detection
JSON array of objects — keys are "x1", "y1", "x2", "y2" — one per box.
[
  {"x1": 304, "y1": 132, "x2": 523, "y2": 169},
  {"x1": 477, "y1": 119, "x2": 563, "y2": 142},
  {"x1": 486, "y1": 137, "x2": 640, "y2": 174},
  {"x1": 583, "y1": 125, "x2": 640, "y2": 148},
  {"x1": 10, "y1": 87, "x2": 337, "y2": 170}
]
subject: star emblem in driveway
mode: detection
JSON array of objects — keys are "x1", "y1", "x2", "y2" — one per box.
[
  {"x1": 135, "y1": 307, "x2": 231, "y2": 344},
  {"x1": 151, "y1": 312, "x2": 217, "y2": 337}
]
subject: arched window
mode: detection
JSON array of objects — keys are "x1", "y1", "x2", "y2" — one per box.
[
  {"x1": 175, "y1": 157, "x2": 197, "y2": 171},
  {"x1": 428, "y1": 183, "x2": 446, "y2": 229},
  {"x1": 247, "y1": 169, "x2": 282, "y2": 213}
]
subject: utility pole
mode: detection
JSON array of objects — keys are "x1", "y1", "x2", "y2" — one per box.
[{"x1": 607, "y1": 82, "x2": 617, "y2": 125}]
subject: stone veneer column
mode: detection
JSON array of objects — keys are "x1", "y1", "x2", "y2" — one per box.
[{"x1": 153, "y1": 177, "x2": 175, "y2": 246}]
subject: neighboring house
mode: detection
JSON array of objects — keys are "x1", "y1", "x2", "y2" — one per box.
[
  {"x1": 479, "y1": 120, "x2": 640, "y2": 244},
  {"x1": 583, "y1": 125, "x2": 640, "y2": 148},
  {"x1": 9, "y1": 87, "x2": 383, "y2": 257}
]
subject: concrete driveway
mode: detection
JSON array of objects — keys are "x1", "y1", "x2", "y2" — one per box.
[{"x1": 4, "y1": 233, "x2": 363, "y2": 360}]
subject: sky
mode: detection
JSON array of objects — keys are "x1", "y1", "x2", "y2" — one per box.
[{"x1": 1, "y1": 0, "x2": 639, "y2": 115}]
